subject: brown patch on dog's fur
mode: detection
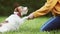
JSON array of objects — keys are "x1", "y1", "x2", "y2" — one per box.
[
  {"x1": 0, "y1": 24, "x2": 2, "y2": 27},
  {"x1": 0, "y1": 21, "x2": 8, "y2": 27},
  {"x1": 5, "y1": 21, "x2": 8, "y2": 23}
]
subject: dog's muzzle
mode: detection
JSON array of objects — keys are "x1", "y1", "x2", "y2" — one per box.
[{"x1": 20, "y1": 6, "x2": 28, "y2": 16}]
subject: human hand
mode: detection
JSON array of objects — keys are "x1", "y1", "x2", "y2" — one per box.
[{"x1": 28, "y1": 13, "x2": 34, "y2": 19}]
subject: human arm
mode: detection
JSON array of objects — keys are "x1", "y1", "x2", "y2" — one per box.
[{"x1": 28, "y1": 0, "x2": 58, "y2": 18}]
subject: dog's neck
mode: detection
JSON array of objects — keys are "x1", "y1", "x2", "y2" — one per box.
[{"x1": 14, "y1": 12, "x2": 21, "y2": 17}]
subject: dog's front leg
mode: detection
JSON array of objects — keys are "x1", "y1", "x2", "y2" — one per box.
[
  {"x1": 21, "y1": 16, "x2": 28, "y2": 22},
  {"x1": 18, "y1": 16, "x2": 28, "y2": 26}
]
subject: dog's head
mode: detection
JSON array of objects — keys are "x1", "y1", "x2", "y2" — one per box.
[{"x1": 14, "y1": 6, "x2": 28, "y2": 16}]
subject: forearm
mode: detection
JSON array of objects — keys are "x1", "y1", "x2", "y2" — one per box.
[{"x1": 32, "y1": 0, "x2": 58, "y2": 17}]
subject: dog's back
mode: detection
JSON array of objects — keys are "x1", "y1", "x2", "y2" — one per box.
[{"x1": 0, "y1": 14, "x2": 22, "y2": 32}]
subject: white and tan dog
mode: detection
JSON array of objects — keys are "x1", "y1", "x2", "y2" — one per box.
[{"x1": 0, "y1": 6, "x2": 28, "y2": 32}]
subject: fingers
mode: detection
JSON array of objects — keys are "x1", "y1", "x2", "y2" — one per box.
[{"x1": 28, "y1": 13, "x2": 34, "y2": 19}]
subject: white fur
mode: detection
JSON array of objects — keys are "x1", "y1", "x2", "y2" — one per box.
[{"x1": 0, "y1": 6, "x2": 28, "y2": 32}]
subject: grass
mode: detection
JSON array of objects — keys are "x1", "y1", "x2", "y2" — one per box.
[{"x1": 0, "y1": 16, "x2": 60, "y2": 34}]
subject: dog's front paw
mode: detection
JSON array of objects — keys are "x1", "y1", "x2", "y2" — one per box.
[{"x1": 23, "y1": 16, "x2": 29, "y2": 19}]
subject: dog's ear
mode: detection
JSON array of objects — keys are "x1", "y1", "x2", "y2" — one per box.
[
  {"x1": 17, "y1": 8, "x2": 21, "y2": 16},
  {"x1": 14, "y1": 7, "x2": 21, "y2": 16}
]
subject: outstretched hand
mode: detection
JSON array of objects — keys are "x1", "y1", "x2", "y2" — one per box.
[{"x1": 28, "y1": 13, "x2": 34, "y2": 19}]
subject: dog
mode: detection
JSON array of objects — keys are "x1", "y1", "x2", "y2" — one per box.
[{"x1": 0, "y1": 6, "x2": 28, "y2": 32}]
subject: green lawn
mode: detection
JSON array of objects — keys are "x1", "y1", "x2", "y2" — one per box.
[{"x1": 0, "y1": 16, "x2": 60, "y2": 34}]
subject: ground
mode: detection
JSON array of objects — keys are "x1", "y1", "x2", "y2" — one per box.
[{"x1": 0, "y1": 16, "x2": 60, "y2": 34}]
